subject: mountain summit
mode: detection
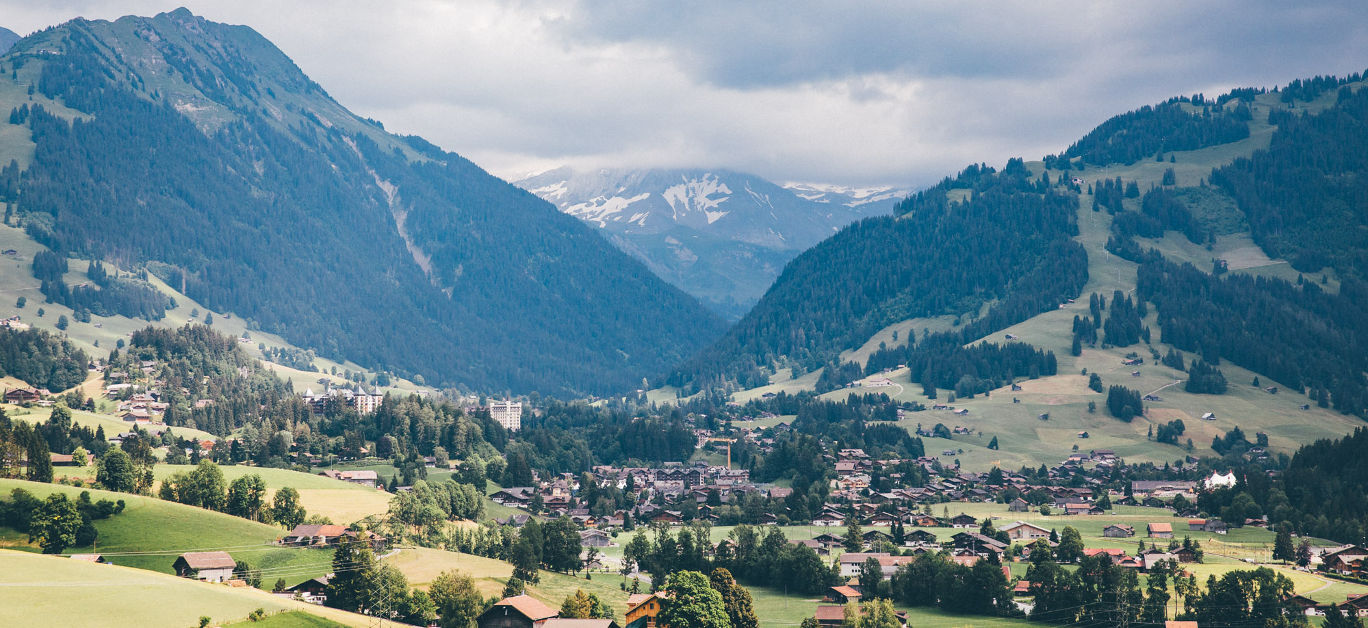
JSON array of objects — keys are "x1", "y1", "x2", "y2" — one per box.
[
  {"x1": 0, "y1": 9, "x2": 725, "y2": 396},
  {"x1": 0, "y1": 27, "x2": 18, "y2": 54},
  {"x1": 516, "y1": 167, "x2": 904, "y2": 316}
]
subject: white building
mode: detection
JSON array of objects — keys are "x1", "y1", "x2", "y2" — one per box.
[
  {"x1": 490, "y1": 400, "x2": 523, "y2": 431},
  {"x1": 1204, "y1": 471, "x2": 1237, "y2": 490}
]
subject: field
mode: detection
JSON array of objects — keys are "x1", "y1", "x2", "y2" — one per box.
[
  {"x1": 698, "y1": 88, "x2": 1367, "y2": 473},
  {"x1": 0, "y1": 550, "x2": 370, "y2": 628},
  {"x1": 147, "y1": 464, "x2": 395, "y2": 526},
  {"x1": 388, "y1": 547, "x2": 633, "y2": 620},
  {"x1": 0, "y1": 479, "x2": 334, "y2": 586}
]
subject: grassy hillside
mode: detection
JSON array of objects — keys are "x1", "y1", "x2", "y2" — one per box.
[
  {"x1": 150, "y1": 464, "x2": 393, "y2": 526},
  {"x1": 0, "y1": 479, "x2": 332, "y2": 586},
  {"x1": 0, "y1": 223, "x2": 432, "y2": 399},
  {"x1": 0, "y1": 550, "x2": 369, "y2": 627},
  {"x1": 703, "y1": 85, "x2": 1368, "y2": 471}
]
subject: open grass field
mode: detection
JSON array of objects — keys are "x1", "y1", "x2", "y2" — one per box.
[
  {"x1": 0, "y1": 479, "x2": 334, "y2": 586},
  {"x1": 148, "y1": 464, "x2": 395, "y2": 526},
  {"x1": 5, "y1": 403, "x2": 220, "y2": 443},
  {"x1": 0, "y1": 550, "x2": 371, "y2": 628},
  {"x1": 223, "y1": 610, "x2": 347, "y2": 627},
  {"x1": 389, "y1": 547, "x2": 633, "y2": 621}
]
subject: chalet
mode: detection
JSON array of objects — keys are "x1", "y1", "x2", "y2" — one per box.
[
  {"x1": 1281, "y1": 594, "x2": 1322, "y2": 617},
  {"x1": 1084, "y1": 548, "x2": 1127, "y2": 564},
  {"x1": 906, "y1": 530, "x2": 938, "y2": 545},
  {"x1": 49, "y1": 453, "x2": 76, "y2": 466},
  {"x1": 652, "y1": 510, "x2": 684, "y2": 524},
  {"x1": 827, "y1": 585, "x2": 861, "y2": 605},
  {"x1": 952, "y1": 531, "x2": 1007, "y2": 551},
  {"x1": 1142, "y1": 552, "x2": 1178, "y2": 571},
  {"x1": 580, "y1": 529, "x2": 612, "y2": 548},
  {"x1": 342, "y1": 529, "x2": 388, "y2": 553},
  {"x1": 1323, "y1": 546, "x2": 1368, "y2": 576},
  {"x1": 282, "y1": 524, "x2": 347, "y2": 546},
  {"x1": 1189, "y1": 518, "x2": 1228, "y2": 534},
  {"x1": 1090, "y1": 449, "x2": 1117, "y2": 461},
  {"x1": 839, "y1": 552, "x2": 893, "y2": 577},
  {"x1": 812, "y1": 512, "x2": 846, "y2": 527},
  {"x1": 173, "y1": 551, "x2": 236, "y2": 582},
  {"x1": 284, "y1": 575, "x2": 330, "y2": 604},
  {"x1": 625, "y1": 592, "x2": 668, "y2": 628},
  {"x1": 1147, "y1": 522, "x2": 1174, "y2": 538},
  {"x1": 1064, "y1": 503, "x2": 1094, "y2": 516},
  {"x1": 4, "y1": 387, "x2": 41, "y2": 404},
  {"x1": 949, "y1": 513, "x2": 977, "y2": 528},
  {"x1": 1103, "y1": 524, "x2": 1135, "y2": 538},
  {"x1": 491, "y1": 488, "x2": 535, "y2": 506},
  {"x1": 68, "y1": 554, "x2": 106, "y2": 563},
  {"x1": 319, "y1": 469, "x2": 379, "y2": 488},
  {"x1": 909, "y1": 514, "x2": 941, "y2": 527},
  {"x1": 1122, "y1": 358, "x2": 1143, "y2": 366},
  {"x1": 813, "y1": 605, "x2": 846, "y2": 628},
  {"x1": 813, "y1": 532, "x2": 844, "y2": 548},
  {"x1": 478, "y1": 595, "x2": 559, "y2": 628},
  {"x1": 954, "y1": 408, "x2": 969, "y2": 416},
  {"x1": 1007, "y1": 498, "x2": 1030, "y2": 512},
  {"x1": 1174, "y1": 547, "x2": 1199, "y2": 563},
  {"x1": 1001, "y1": 521, "x2": 1051, "y2": 541},
  {"x1": 543, "y1": 620, "x2": 619, "y2": 628},
  {"x1": 1201, "y1": 412, "x2": 1216, "y2": 421}
]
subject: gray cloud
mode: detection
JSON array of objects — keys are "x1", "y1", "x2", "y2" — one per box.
[{"x1": 1, "y1": 1, "x2": 1366, "y2": 186}]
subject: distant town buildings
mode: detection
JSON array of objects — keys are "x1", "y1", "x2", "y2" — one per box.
[{"x1": 490, "y1": 399, "x2": 523, "y2": 431}]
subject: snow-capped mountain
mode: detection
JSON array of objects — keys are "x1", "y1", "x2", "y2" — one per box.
[
  {"x1": 516, "y1": 167, "x2": 906, "y2": 317},
  {"x1": 782, "y1": 181, "x2": 911, "y2": 208}
]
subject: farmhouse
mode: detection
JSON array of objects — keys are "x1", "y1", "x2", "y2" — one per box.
[
  {"x1": 283, "y1": 576, "x2": 330, "y2": 604},
  {"x1": 282, "y1": 524, "x2": 347, "y2": 546},
  {"x1": 1000, "y1": 521, "x2": 1051, "y2": 541},
  {"x1": 318, "y1": 469, "x2": 379, "y2": 488},
  {"x1": 4, "y1": 387, "x2": 42, "y2": 404},
  {"x1": 1147, "y1": 522, "x2": 1174, "y2": 538},
  {"x1": 478, "y1": 595, "x2": 558, "y2": 628},
  {"x1": 949, "y1": 513, "x2": 978, "y2": 528},
  {"x1": 173, "y1": 551, "x2": 236, "y2": 582},
  {"x1": 1103, "y1": 524, "x2": 1135, "y2": 538}
]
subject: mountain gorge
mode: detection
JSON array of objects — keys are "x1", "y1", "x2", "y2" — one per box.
[
  {"x1": 0, "y1": 9, "x2": 725, "y2": 396},
  {"x1": 516, "y1": 167, "x2": 903, "y2": 317}
]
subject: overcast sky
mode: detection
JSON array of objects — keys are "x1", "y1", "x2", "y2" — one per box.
[{"x1": 3, "y1": 1, "x2": 1367, "y2": 187}]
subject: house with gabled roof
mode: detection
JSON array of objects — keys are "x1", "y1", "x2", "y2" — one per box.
[
  {"x1": 477, "y1": 595, "x2": 558, "y2": 628},
  {"x1": 173, "y1": 551, "x2": 235, "y2": 582}
]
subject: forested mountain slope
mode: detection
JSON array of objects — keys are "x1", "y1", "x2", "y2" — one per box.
[
  {"x1": 668, "y1": 160, "x2": 1089, "y2": 391},
  {"x1": 0, "y1": 9, "x2": 725, "y2": 396}
]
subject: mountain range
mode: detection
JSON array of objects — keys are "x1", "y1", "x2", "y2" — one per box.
[
  {"x1": 0, "y1": 27, "x2": 18, "y2": 55},
  {"x1": 0, "y1": 9, "x2": 725, "y2": 397},
  {"x1": 515, "y1": 167, "x2": 904, "y2": 317}
]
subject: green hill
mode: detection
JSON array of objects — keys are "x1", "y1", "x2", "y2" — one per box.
[
  {"x1": 0, "y1": 478, "x2": 332, "y2": 585},
  {"x1": 0, "y1": 550, "x2": 367, "y2": 627},
  {"x1": 688, "y1": 76, "x2": 1368, "y2": 470},
  {"x1": 0, "y1": 9, "x2": 724, "y2": 397}
]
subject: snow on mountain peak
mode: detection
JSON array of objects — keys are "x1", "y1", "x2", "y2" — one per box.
[{"x1": 662, "y1": 173, "x2": 732, "y2": 224}]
